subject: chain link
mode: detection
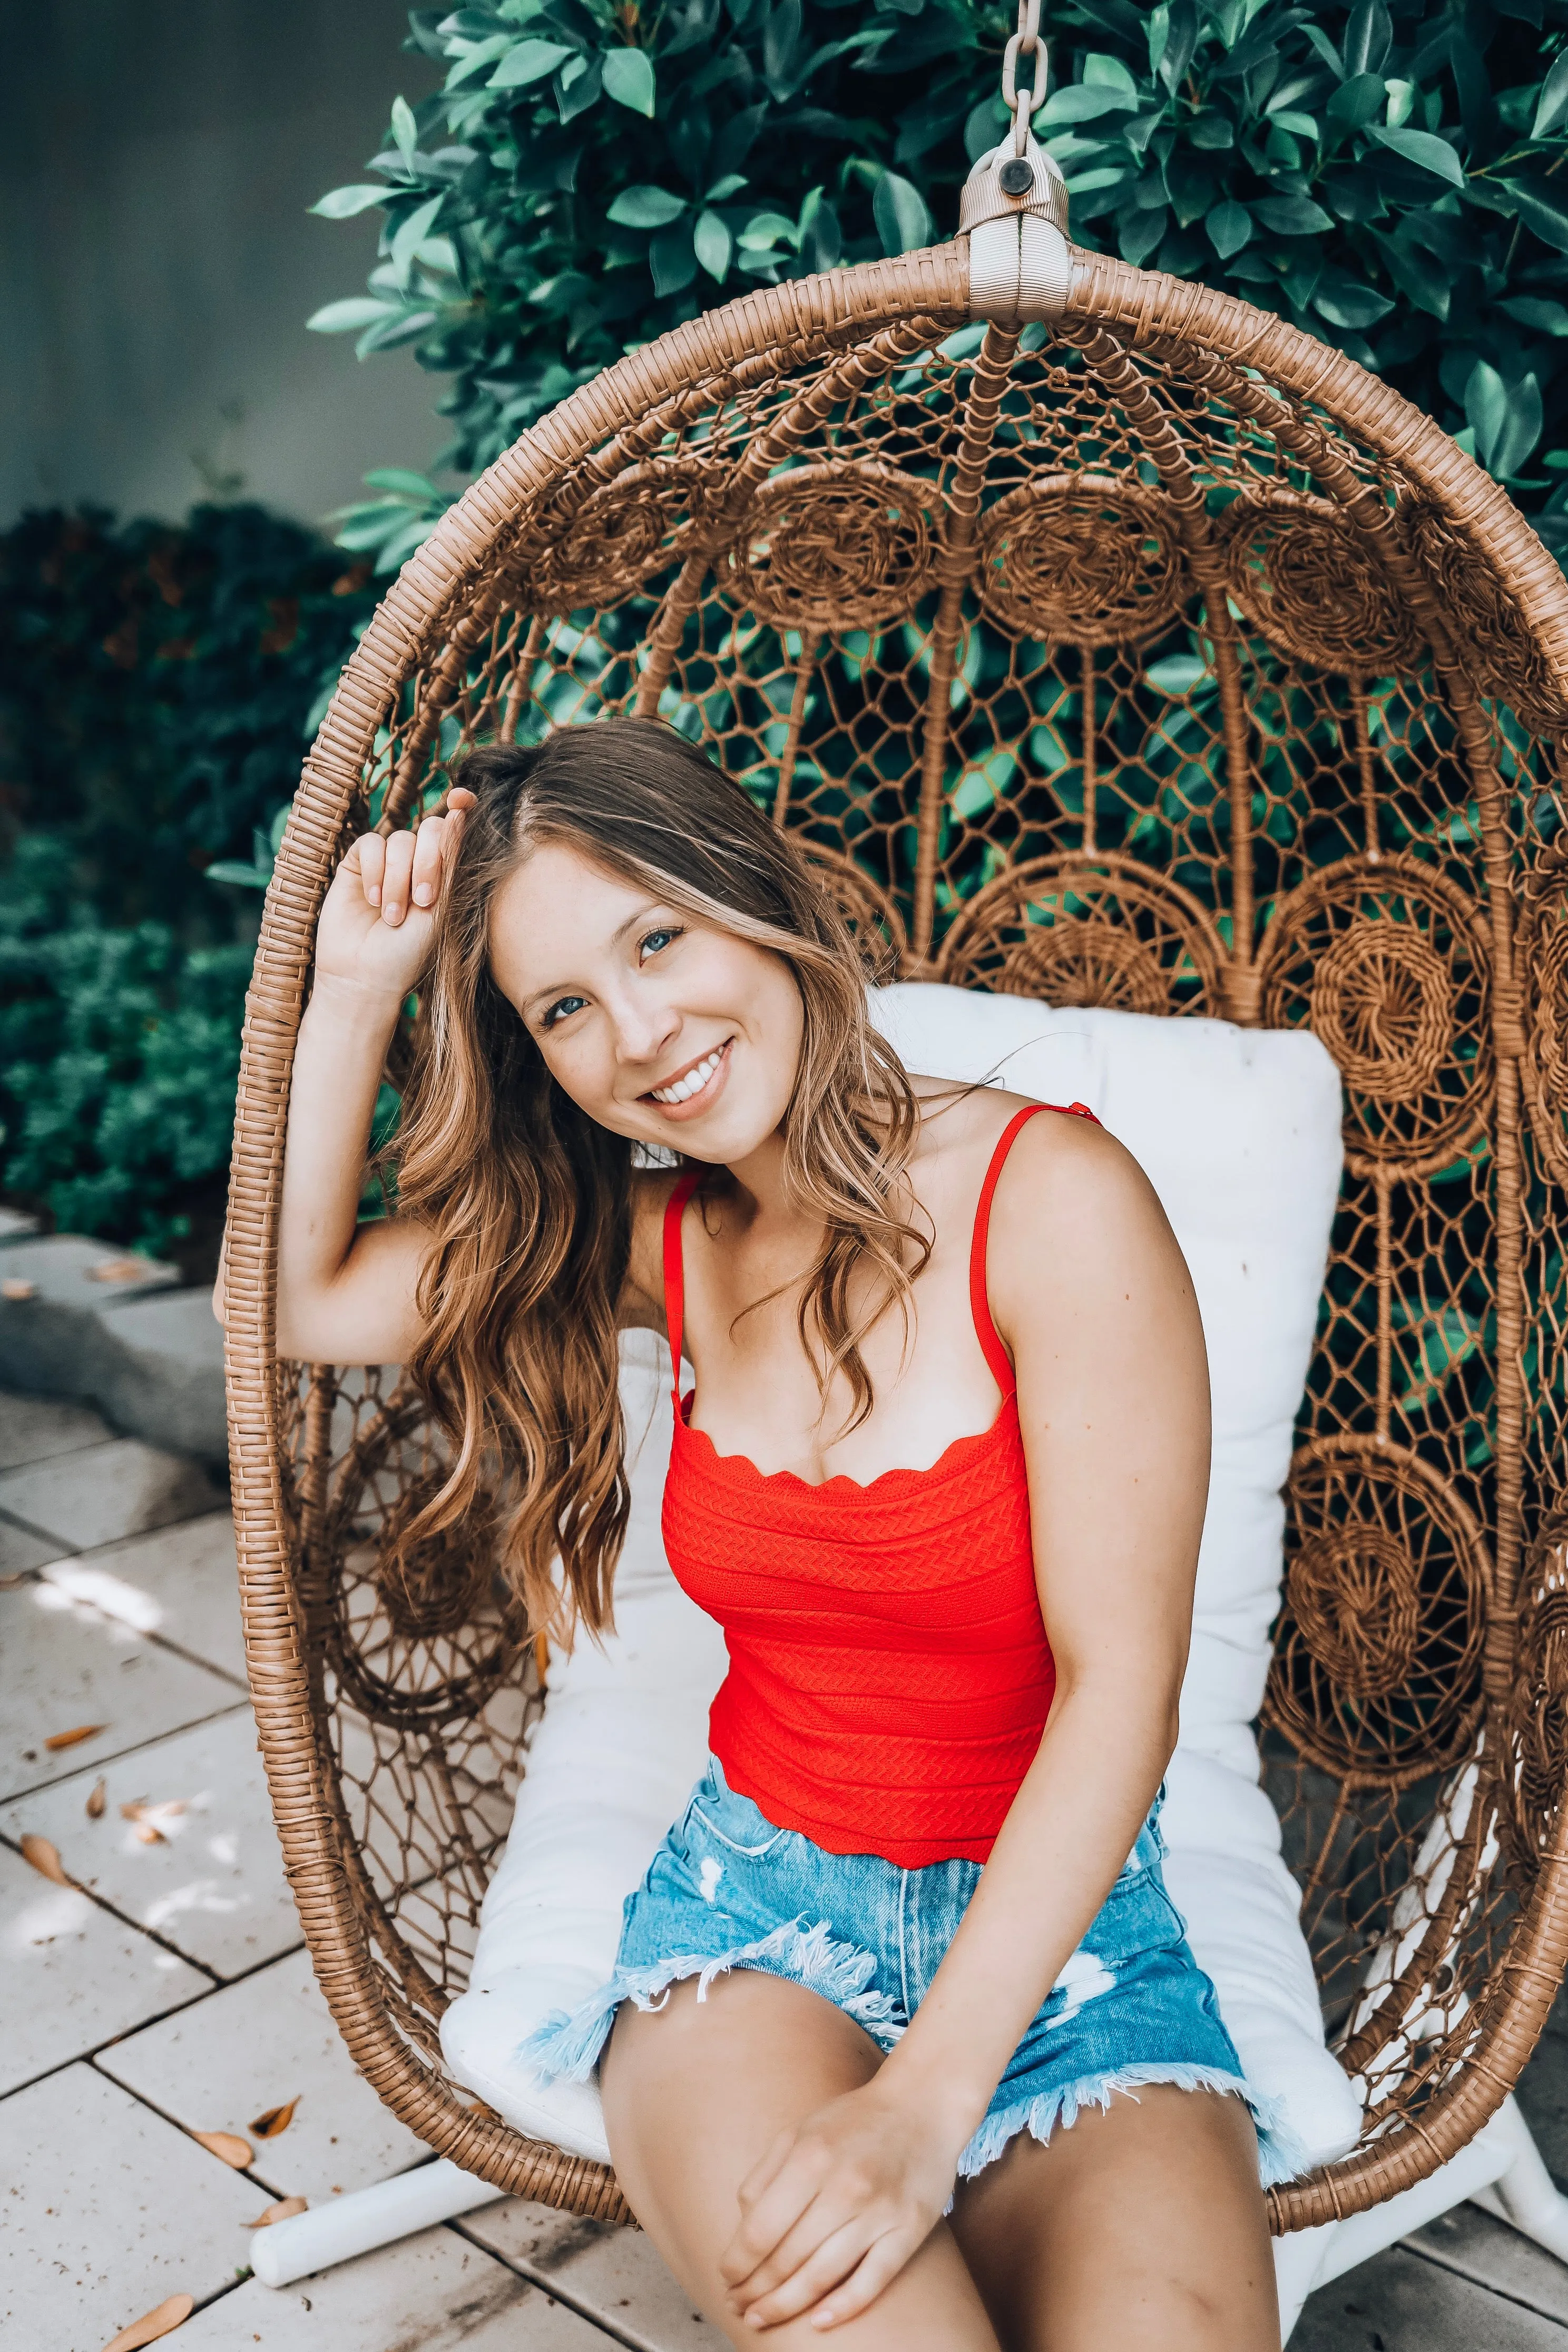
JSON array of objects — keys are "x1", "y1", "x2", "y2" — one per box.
[{"x1": 999, "y1": 0, "x2": 1045, "y2": 155}]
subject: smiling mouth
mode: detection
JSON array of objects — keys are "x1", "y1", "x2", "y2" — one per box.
[{"x1": 645, "y1": 1038, "x2": 732, "y2": 1108}]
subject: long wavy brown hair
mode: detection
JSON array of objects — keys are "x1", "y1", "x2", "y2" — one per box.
[{"x1": 389, "y1": 717, "x2": 927, "y2": 1647}]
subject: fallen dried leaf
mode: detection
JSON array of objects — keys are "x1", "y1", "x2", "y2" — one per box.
[
  {"x1": 101, "y1": 2294, "x2": 194, "y2": 2351},
  {"x1": 1, "y1": 1277, "x2": 36, "y2": 1301},
  {"x1": 244, "y1": 2195, "x2": 308, "y2": 2229},
  {"x1": 20, "y1": 1834, "x2": 68, "y2": 1886},
  {"x1": 191, "y1": 2130, "x2": 252, "y2": 2168},
  {"x1": 45, "y1": 1723, "x2": 108, "y2": 1752},
  {"x1": 120, "y1": 1797, "x2": 185, "y2": 1845},
  {"x1": 249, "y1": 2098, "x2": 299, "y2": 2139},
  {"x1": 87, "y1": 1256, "x2": 153, "y2": 1284},
  {"x1": 86, "y1": 1777, "x2": 107, "y2": 1819}
]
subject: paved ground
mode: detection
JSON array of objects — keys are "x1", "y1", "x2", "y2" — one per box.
[{"x1": 3, "y1": 1385, "x2": 1568, "y2": 2350}]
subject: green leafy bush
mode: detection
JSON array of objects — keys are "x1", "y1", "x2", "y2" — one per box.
[
  {"x1": 314, "y1": 0, "x2": 1568, "y2": 568},
  {"x1": 0, "y1": 839, "x2": 252, "y2": 1263},
  {"x1": 0, "y1": 503, "x2": 375, "y2": 929}
]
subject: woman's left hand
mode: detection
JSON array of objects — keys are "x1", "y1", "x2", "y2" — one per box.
[{"x1": 718, "y1": 2077, "x2": 961, "y2": 2331}]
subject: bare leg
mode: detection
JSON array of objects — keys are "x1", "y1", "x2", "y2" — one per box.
[
  {"x1": 600, "y1": 1968, "x2": 1003, "y2": 2351},
  {"x1": 948, "y1": 2084, "x2": 1280, "y2": 2352}
]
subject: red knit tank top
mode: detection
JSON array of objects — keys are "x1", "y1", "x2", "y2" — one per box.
[{"x1": 660, "y1": 1100, "x2": 1097, "y2": 1868}]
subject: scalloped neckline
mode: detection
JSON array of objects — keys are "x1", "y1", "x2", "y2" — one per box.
[{"x1": 674, "y1": 1390, "x2": 1018, "y2": 1498}]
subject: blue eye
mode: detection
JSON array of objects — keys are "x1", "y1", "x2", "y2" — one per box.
[
  {"x1": 542, "y1": 994, "x2": 587, "y2": 1030},
  {"x1": 641, "y1": 925, "x2": 682, "y2": 958}
]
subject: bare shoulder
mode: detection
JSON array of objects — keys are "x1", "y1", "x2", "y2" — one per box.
[{"x1": 978, "y1": 1091, "x2": 1182, "y2": 1300}]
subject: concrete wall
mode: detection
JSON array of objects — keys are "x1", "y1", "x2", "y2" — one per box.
[{"x1": 2, "y1": 0, "x2": 446, "y2": 528}]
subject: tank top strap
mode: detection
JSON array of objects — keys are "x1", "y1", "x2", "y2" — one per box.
[
  {"x1": 661, "y1": 1170, "x2": 704, "y2": 1402},
  {"x1": 969, "y1": 1100, "x2": 1100, "y2": 1395}
]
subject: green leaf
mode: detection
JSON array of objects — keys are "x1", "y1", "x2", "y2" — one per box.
[
  {"x1": 738, "y1": 209, "x2": 798, "y2": 250},
  {"x1": 1145, "y1": 652, "x2": 1210, "y2": 694},
  {"x1": 390, "y1": 95, "x2": 419, "y2": 168},
  {"x1": 1368, "y1": 125, "x2": 1464, "y2": 187},
  {"x1": 694, "y1": 209, "x2": 732, "y2": 281},
  {"x1": 1466, "y1": 361, "x2": 1543, "y2": 479},
  {"x1": 391, "y1": 193, "x2": 445, "y2": 277},
  {"x1": 1207, "y1": 198, "x2": 1252, "y2": 258},
  {"x1": 1498, "y1": 176, "x2": 1568, "y2": 254},
  {"x1": 489, "y1": 37, "x2": 572, "y2": 88},
  {"x1": 1533, "y1": 46, "x2": 1568, "y2": 139},
  {"x1": 1038, "y1": 84, "x2": 1138, "y2": 126},
  {"x1": 1312, "y1": 273, "x2": 1395, "y2": 329},
  {"x1": 1500, "y1": 295, "x2": 1568, "y2": 336},
  {"x1": 603, "y1": 48, "x2": 656, "y2": 117},
  {"x1": 1326, "y1": 72, "x2": 1386, "y2": 133},
  {"x1": 605, "y1": 184, "x2": 687, "y2": 228},
  {"x1": 1083, "y1": 53, "x2": 1139, "y2": 99},
  {"x1": 361, "y1": 468, "x2": 442, "y2": 499},
  {"x1": 873, "y1": 170, "x2": 933, "y2": 257},
  {"x1": 650, "y1": 221, "x2": 697, "y2": 296},
  {"x1": 309, "y1": 184, "x2": 389, "y2": 220},
  {"x1": 305, "y1": 297, "x2": 400, "y2": 334},
  {"x1": 203, "y1": 860, "x2": 271, "y2": 890},
  {"x1": 1252, "y1": 194, "x2": 1335, "y2": 236}
]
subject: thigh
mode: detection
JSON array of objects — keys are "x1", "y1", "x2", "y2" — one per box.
[
  {"x1": 601, "y1": 1967, "x2": 1002, "y2": 2352},
  {"x1": 948, "y1": 2085, "x2": 1279, "y2": 2352}
]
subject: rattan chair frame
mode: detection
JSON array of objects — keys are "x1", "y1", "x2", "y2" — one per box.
[{"x1": 224, "y1": 234, "x2": 1568, "y2": 2237}]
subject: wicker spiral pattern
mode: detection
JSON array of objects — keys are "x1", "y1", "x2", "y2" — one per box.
[
  {"x1": 936, "y1": 853, "x2": 1223, "y2": 1013},
  {"x1": 974, "y1": 475, "x2": 1188, "y2": 644},
  {"x1": 222, "y1": 238, "x2": 1568, "y2": 2235},
  {"x1": 1260, "y1": 857, "x2": 1493, "y2": 1178},
  {"x1": 1266, "y1": 1439, "x2": 1488, "y2": 1785},
  {"x1": 722, "y1": 461, "x2": 942, "y2": 630},
  {"x1": 517, "y1": 457, "x2": 721, "y2": 611},
  {"x1": 1224, "y1": 492, "x2": 1424, "y2": 676}
]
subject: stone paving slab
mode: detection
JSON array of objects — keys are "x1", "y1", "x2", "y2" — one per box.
[
  {"x1": 0, "y1": 1388, "x2": 112, "y2": 1473},
  {"x1": 0, "y1": 1514, "x2": 63, "y2": 1575},
  {"x1": 1295, "y1": 2243, "x2": 1568, "y2": 2349},
  {"x1": 2, "y1": 1575, "x2": 242, "y2": 1801},
  {"x1": 460, "y1": 2201, "x2": 727, "y2": 2352},
  {"x1": 177, "y1": 2230, "x2": 620, "y2": 2350},
  {"x1": 2, "y1": 1708, "x2": 298, "y2": 1978},
  {"x1": 0, "y1": 1837, "x2": 209, "y2": 2096},
  {"x1": 0, "y1": 2061, "x2": 263, "y2": 2352},
  {"x1": 97, "y1": 1946, "x2": 428, "y2": 2200},
  {"x1": 1411, "y1": 2202, "x2": 1568, "y2": 2328},
  {"x1": 42, "y1": 1509, "x2": 246, "y2": 1683},
  {"x1": 0, "y1": 1435, "x2": 220, "y2": 1552}
]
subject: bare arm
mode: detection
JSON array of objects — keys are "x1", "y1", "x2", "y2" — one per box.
[
  {"x1": 215, "y1": 793, "x2": 474, "y2": 1363},
  {"x1": 718, "y1": 1115, "x2": 1211, "y2": 2330},
  {"x1": 872, "y1": 1115, "x2": 1208, "y2": 2144}
]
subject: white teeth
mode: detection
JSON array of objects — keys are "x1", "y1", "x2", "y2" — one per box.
[{"x1": 652, "y1": 1047, "x2": 722, "y2": 1105}]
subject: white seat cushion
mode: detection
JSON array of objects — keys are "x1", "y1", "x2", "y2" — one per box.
[{"x1": 442, "y1": 988, "x2": 1361, "y2": 2173}]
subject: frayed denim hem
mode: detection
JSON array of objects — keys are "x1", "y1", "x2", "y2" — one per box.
[
  {"x1": 517, "y1": 1916, "x2": 908, "y2": 2085},
  {"x1": 944, "y1": 2063, "x2": 1313, "y2": 2216}
]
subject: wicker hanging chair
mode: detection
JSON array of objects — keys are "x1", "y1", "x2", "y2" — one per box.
[{"x1": 224, "y1": 92, "x2": 1568, "y2": 2246}]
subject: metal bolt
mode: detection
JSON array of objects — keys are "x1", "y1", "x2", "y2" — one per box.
[{"x1": 998, "y1": 156, "x2": 1035, "y2": 197}]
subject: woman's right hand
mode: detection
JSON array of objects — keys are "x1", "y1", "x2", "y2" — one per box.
[{"x1": 313, "y1": 787, "x2": 477, "y2": 1006}]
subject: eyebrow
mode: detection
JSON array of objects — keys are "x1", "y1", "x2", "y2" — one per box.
[{"x1": 517, "y1": 899, "x2": 673, "y2": 1018}]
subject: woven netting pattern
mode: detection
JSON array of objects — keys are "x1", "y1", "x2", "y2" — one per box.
[{"x1": 273, "y1": 307, "x2": 1568, "y2": 2222}]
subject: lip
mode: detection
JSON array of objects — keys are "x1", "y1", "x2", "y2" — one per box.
[{"x1": 642, "y1": 1037, "x2": 734, "y2": 1123}]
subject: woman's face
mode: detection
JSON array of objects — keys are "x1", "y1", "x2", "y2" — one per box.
[{"x1": 487, "y1": 840, "x2": 805, "y2": 1163}]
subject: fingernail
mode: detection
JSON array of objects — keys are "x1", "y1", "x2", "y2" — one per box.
[
  {"x1": 414, "y1": 884, "x2": 434, "y2": 906},
  {"x1": 366, "y1": 886, "x2": 380, "y2": 905}
]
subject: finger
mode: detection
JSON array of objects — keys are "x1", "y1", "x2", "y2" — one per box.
[
  {"x1": 409, "y1": 815, "x2": 445, "y2": 908},
  {"x1": 356, "y1": 834, "x2": 386, "y2": 909},
  {"x1": 803, "y1": 2232, "x2": 914, "y2": 2333},
  {"x1": 719, "y1": 2153, "x2": 824, "y2": 2286},
  {"x1": 379, "y1": 831, "x2": 417, "y2": 925},
  {"x1": 446, "y1": 785, "x2": 477, "y2": 811},
  {"x1": 734, "y1": 2217, "x2": 892, "y2": 2331},
  {"x1": 735, "y1": 2125, "x2": 797, "y2": 2214},
  {"x1": 727, "y1": 2189, "x2": 867, "y2": 2313}
]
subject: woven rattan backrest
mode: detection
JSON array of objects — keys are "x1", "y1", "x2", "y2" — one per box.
[{"x1": 225, "y1": 246, "x2": 1568, "y2": 2226}]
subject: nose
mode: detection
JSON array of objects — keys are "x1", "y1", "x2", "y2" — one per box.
[{"x1": 607, "y1": 978, "x2": 679, "y2": 1071}]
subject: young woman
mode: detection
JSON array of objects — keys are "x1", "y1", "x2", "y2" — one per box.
[{"x1": 268, "y1": 716, "x2": 1290, "y2": 2350}]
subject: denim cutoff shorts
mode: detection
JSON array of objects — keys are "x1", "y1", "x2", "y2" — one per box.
[{"x1": 522, "y1": 1752, "x2": 1305, "y2": 2192}]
